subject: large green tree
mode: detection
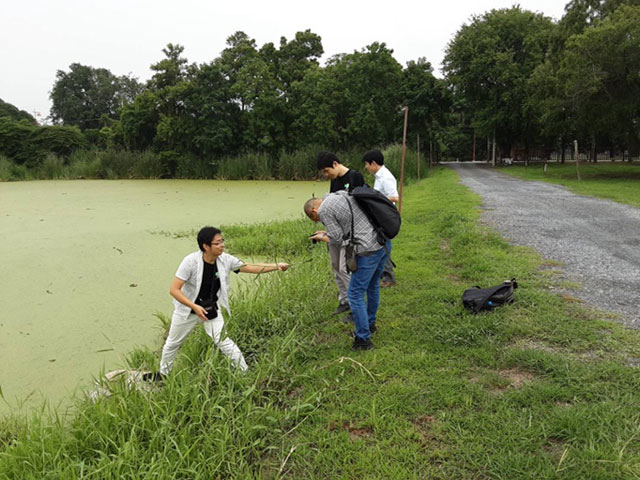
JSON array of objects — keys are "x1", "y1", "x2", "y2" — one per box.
[
  {"x1": 293, "y1": 42, "x2": 403, "y2": 149},
  {"x1": 0, "y1": 98, "x2": 37, "y2": 125},
  {"x1": 214, "y1": 30, "x2": 324, "y2": 153},
  {"x1": 50, "y1": 63, "x2": 142, "y2": 129},
  {"x1": 443, "y1": 7, "x2": 554, "y2": 159},
  {"x1": 401, "y1": 59, "x2": 451, "y2": 161},
  {"x1": 557, "y1": 4, "x2": 640, "y2": 157}
]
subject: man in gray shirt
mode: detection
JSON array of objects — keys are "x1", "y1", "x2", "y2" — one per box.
[{"x1": 305, "y1": 192, "x2": 390, "y2": 350}]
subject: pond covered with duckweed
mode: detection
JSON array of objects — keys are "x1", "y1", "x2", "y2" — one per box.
[{"x1": 0, "y1": 179, "x2": 319, "y2": 415}]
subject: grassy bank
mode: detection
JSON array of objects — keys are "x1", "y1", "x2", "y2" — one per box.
[
  {"x1": 497, "y1": 162, "x2": 640, "y2": 208},
  {"x1": 1, "y1": 168, "x2": 639, "y2": 478}
]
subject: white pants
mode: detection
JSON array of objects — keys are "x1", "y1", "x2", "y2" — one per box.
[{"x1": 159, "y1": 312, "x2": 248, "y2": 375}]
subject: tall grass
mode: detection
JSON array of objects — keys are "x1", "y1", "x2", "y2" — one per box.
[
  {"x1": 0, "y1": 144, "x2": 430, "y2": 182},
  {"x1": 216, "y1": 152, "x2": 274, "y2": 180},
  {"x1": 0, "y1": 219, "x2": 334, "y2": 478},
  {"x1": 382, "y1": 144, "x2": 427, "y2": 182},
  {"x1": 67, "y1": 149, "x2": 102, "y2": 179},
  {"x1": 276, "y1": 146, "x2": 321, "y2": 180},
  {"x1": 174, "y1": 153, "x2": 215, "y2": 179},
  {"x1": 1, "y1": 171, "x2": 640, "y2": 477},
  {"x1": 0, "y1": 154, "x2": 12, "y2": 181},
  {"x1": 37, "y1": 153, "x2": 66, "y2": 179}
]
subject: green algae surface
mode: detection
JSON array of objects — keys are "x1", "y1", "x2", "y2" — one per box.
[{"x1": 0, "y1": 179, "x2": 320, "y2": 415}]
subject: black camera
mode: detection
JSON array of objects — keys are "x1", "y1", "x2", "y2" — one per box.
[{"x1": 199, "y1": 299, "x2": 218, "y2": 319}]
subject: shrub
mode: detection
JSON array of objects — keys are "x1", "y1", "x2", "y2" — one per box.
[
  {"x1": 129, "y1": 150, "x2": 166, "y2": 179},
  {"x1": 249, "y1": 152, "x2": 274, "y2": 180},
  {"x1": 215, "y1": 152, "x2": 273, "y2": 180},
  {"x1": 382, "y1": 144, "x2": 423, "y2": 182},
  {"x1": 68, "y1": 149, "x2": 102, "y2": 179},
  {"x1": 0, "y1": 154, "x2": 12, "y2": 181},
  {"x1": 31, "y1": 125, "x2": 87, "y2": 161},
  {"x1": 169, "y1": 151, "x2": 215, "y2": 179},
  {"x1": 98, "y1": 149, "x2": 133, "y2": 179},
  {"x1": 277, "y1": 146, "x2": 319, "y2": 180},
  {"x1": 38, "y1": 153, "x2": 67, "y2": 179},
  {"x1": 9, "y1": 162, "x2": 31, "y2": 181},
  {"x1": 0, "y1": 118, "x2": 40, "y2": 165}
]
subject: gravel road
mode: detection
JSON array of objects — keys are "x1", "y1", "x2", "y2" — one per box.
[{"x1": 450, "y1": 163, "x2": 640, "y2": 329}]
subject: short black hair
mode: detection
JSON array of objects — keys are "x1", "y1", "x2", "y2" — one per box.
[
  {"x1": 197, "y1": 226, "x2": 222, "y2": 251},
  {"x1": 362, "y1": 149, "x2": 384, "y2": 166},
  {"x1": 316, "y1": 151, "x2": 339, "y2": 170}
]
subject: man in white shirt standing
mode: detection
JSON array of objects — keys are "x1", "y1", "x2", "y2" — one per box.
[
  {"x1": 363, "y1": 150, "x2": 398, "y2": 287},
  {"x1": 151, "y1": 226, "x2": 289, "y2": 380}
]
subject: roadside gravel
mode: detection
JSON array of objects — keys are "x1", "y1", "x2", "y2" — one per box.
[{"x1": 450, "y1": 163, "x2": 640, "y2": 329}]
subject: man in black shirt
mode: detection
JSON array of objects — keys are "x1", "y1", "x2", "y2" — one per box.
[{"x1": 314, "y1": 152, "x2": 365, "y2": 318}]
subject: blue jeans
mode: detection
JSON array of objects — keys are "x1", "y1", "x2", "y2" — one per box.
[{"x1": 347, "y1": 241, "x2": 390, "y2": 341}]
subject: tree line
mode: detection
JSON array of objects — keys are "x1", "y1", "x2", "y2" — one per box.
[{"x1": 1, "y1": 0, "x2": 639, "y2": 179}]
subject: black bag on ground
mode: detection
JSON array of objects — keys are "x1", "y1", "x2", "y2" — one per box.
[
  {"x1": 462, "y1": 279, "x2": 518, "y2": 313},
  {"x1": 350, "y1": 186, "x2": 401, "y2": 244}
]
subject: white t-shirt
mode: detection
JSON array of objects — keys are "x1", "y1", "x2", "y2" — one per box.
[{"x1": 373, "y1": 165, "x2": 398, "y2": 200}]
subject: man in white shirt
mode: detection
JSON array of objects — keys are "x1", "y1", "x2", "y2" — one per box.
[
  {"x1": 152, "y1": 226, "x2": 289, "y2": 379},
  {"x1": 363, "y1": 150, "x2": 398, "y2": 287}
]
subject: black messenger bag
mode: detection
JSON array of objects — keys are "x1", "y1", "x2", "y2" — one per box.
[{"x1": 462, "y1": 279, "x2": 518, "y2": 313}]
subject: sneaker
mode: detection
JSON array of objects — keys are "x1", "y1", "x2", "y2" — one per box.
[
  {"x1": 332, "y1": 302, "x2": 350, "y2": 315},
  {"x1": 141, "y1": 372, "x2": 165, "y2": 383},
  {"x1": 352, "y1": 337, "x2": 374, "y2": 351},
  {"x1": 340, "y1": 312, "x2": 354, "y2": 324}
]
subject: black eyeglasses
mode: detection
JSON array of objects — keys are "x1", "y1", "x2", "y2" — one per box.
[{"x1": 211, "y1": 238, "x2": 226, "y2": 246}]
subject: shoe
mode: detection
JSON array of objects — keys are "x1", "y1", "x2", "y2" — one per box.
[
  {"x1": 380, "y1": 281, "x2": 396, "y2": 288},
  {"x1": 142, "y1": 372, "x2": 165, "y2": 382},
  {"x1": 332, "y1": 302, "x2": 350, "y2": 315},
  {"x1": 352, "y1": 337, "x2": 374, "y2": 351},
  {"x1": 340, "y1": 312, "x2": 354, "y2": 324}
]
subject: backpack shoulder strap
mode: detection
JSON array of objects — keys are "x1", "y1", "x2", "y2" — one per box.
[{"x1": 476, "y1": 284, "x2": 510, "y2": 312}]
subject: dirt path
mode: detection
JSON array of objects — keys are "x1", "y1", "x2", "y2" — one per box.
[{"x1": 450, "y1": 163, "x2": 640, "y2": 329}]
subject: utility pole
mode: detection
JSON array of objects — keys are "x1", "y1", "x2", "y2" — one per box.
[
  {"x1": 492, "y1": 129, "x2": 497, "y2": 166},
  {"x1": 417, "y1": 134, "x2": 421, "y2": 180},
  {"x1": 472, "y1": 131, "x2": 476, "y2": 162},
  {"x1": 398, "y1": 106, "x2": 408, "y2": 214},
  {"x1": 574, "y1": 140, "x2": 581, "y2": 181}
]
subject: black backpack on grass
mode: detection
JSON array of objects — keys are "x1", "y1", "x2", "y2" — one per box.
[
  {"x1": 350, "y1": 185, "x2": 401, "y2": 244},
  {"x1": 462, "y1": 279, "x2": 518, "y2": 313}
]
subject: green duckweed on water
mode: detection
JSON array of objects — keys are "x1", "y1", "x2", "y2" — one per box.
[{"x1": 0, "y1": 179, "x2": 319, "y2": 415}]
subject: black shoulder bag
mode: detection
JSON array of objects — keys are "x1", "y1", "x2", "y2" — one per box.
[{"x1": 462, "y1": 279, "x2": 518, "y2": 313}]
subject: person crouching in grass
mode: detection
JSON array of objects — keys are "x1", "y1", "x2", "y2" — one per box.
[{"x1": 154, "y1": 226, "x2": 289, "y2": 379}]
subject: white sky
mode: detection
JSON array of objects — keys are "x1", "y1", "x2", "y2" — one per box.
[{"x1": 1, "y1": 0, "x2": 567, "y2": 123}]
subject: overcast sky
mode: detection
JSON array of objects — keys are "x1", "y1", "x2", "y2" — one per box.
[{"x1": 2, "y1": 0, "x2": 567, "y2": 123}]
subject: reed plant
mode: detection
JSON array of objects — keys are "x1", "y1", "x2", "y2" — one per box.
[
  {"x1": 277, "y1": 146, "x2": 323, "y2": 180},
  {"x1": 0, "y1": 154, "x2": 12, "y2": 181},
  {"x1": 37, "y1": 153, "x2": 67, "y2": 179},
  {"x1": 381, "y1": 144, "x2": 426, "y2": 181},
  {"x1": 99, "y1": 149, "x2": 134, "y2": 179},
  {"x1": 216, "y1": 152, "x2": 274, "y2": 180},
  {"x1": 129, "y1": 150, "x2": 166, "y2": 179},
  {"x1": 174, "y1": 153, "x2": 215, "y2": 179},
  {"x1": 67, "y1": 149, "x2": 102, "y2": 179}
]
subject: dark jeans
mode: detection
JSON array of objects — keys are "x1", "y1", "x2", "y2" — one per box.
[{"x1": 347, "y1": 241, "x2": 390, "y2": 341}]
